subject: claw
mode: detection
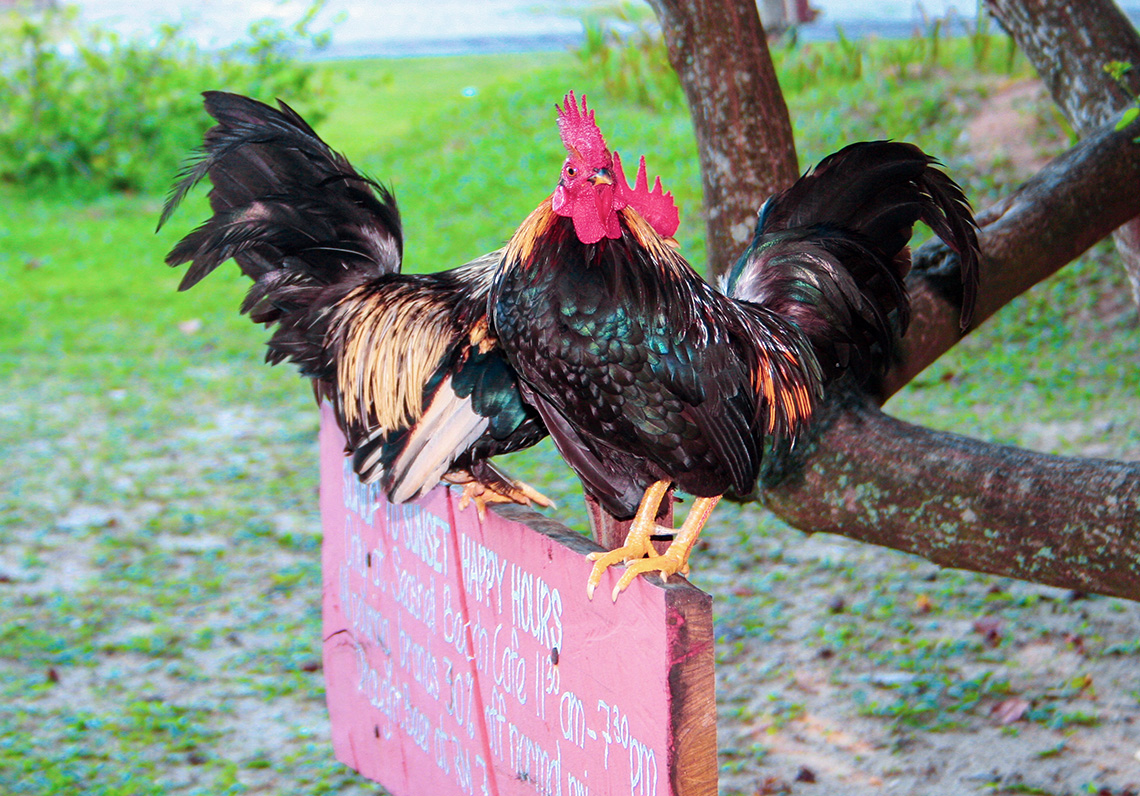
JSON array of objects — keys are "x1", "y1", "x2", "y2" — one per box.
[
  {"x1": 452, "y1": 476, "x2": 555, "y2": 520},
  {"x1": 593, "y1": 493, "x2": 722, "y2": 601},
  {"x1": 513, "y1": 479, "x2": 555, "y2": 509},
  {"x1": 585, "y1": 480, "x2": 672, "y2": 600},
  {"x1": 609, "y1": 545, "x2": 690, "y2": 601},
  {"x1": 585, "y1": 528, "x2": 671, "y2": 599}
]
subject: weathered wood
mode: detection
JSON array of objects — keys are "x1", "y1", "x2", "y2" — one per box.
[
  {"x1": 665, "y1": 584, "x2": 716, "y2": 796},
  {"x1": 522, "y1": 504, "x2": 717, "y2": 796},
  {"x1": 762, "y1": 392, "x2": 1140, "y2": 601},
  {"x1": 319, "y1": 406, "x2": 718, "y2": 795},
  {"x1": 646, "y1": 0, "x2": 799, "y2": 275},
  {"x1": 986, "y1": 0, "x2": 1140, "y2": 306}
]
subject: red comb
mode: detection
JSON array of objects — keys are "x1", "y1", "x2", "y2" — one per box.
[
  {"x1": 613, "y1": 151, "x2": 680, "y2": 238},
  {"x1": 556, "y1": 91, "x2": 610, "y2": 168}
]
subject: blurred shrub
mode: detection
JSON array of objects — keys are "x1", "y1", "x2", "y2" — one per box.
[
  {"x1": 578, "y1": 4, "x2": 1023, "y2": 111},
  {"x1": 0, "y1": 1, "x2": 333, "y2": 195},
  {"x1": 576, "y1": 2, "x2": 683, "y2": 112}
]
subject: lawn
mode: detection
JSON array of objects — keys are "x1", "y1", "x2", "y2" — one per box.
[{"x1": 1, "y1": 30, "x2": 1139, "y2": 796}]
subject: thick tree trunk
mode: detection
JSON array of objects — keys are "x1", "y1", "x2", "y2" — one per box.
[
  {"x1": 986, "y1": 0, "x2": 1140, "y2": 306},
  {"x1": 646, "y1": 0, "x2": 799, "y2": 275}
]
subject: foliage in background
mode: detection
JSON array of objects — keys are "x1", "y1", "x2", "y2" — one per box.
[
  {"x1": 0, "y1": 1, "x2": 333, "y2": 195},
  {"x1": 577, "y1": 3, "x2": 1024, "y2": 111},
  {"x1": 1105, "y1": 60, "x2": 1140, "y2": 141},
  {"x1": 576, "y1": 1, "x2": 684, "y2": 111}
]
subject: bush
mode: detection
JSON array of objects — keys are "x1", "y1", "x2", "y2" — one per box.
[
  {"x1": 575, "y1": 2, "x2": 683, "y2": 112},
  {"x1": 0, "y1": 1, "x2": 333, "y2": 195}
]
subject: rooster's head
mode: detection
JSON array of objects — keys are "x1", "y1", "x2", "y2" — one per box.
[{"x1": 551, "y1": 91, "x2": 679, "y2": 245}]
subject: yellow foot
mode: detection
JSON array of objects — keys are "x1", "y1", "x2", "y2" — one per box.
[
  {"x1": 456, "y1": 478, "x2": 554, "y2": 520},
  {"x1": 607, "y1": 546, "x2": 690, "y2": 601},
  {"x1": 585, "y1": 525, "x2": 672, "y2": 600},
  {"x1": 593, "y1": 493, "x2": 721, "y2": 602},
  {"x1": 584, "y1": 480, "x2": 673, "y2": 601}
]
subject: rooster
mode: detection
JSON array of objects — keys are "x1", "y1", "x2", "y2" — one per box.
[
  {"x1": 160, "y1": 91, "x2": 551, "y2": 515},
  {"x1": 489, "y1": 92, "x2": 979, "y2": 600}
]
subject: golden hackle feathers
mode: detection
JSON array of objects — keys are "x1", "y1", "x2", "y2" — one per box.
[
  {"x1": 619, "y1": 205, "x2": 680, "y2": 263},
  {"x1": 503, "y1": 200, "x2": 557, "y2": 269},
  {"x1": 333, "y1": 285, "x2": 455, "y2": 435}
]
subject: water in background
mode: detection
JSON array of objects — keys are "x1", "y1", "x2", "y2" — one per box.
[{"x1": 72, "y1": 0, "x2": 1009, "y2": 57}]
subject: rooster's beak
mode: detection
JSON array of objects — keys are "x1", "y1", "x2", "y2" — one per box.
[{"x1": 589, "y1": 169, "x2": 613, "y2": 186}]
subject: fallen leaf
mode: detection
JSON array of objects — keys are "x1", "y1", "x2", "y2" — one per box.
[
  {"x1": 1064, "y1": 633, "x2": 1086, "y2": 654},
  {"x1": 755, "y1": 777, "x2": 792, "y2": 795},
  {"x1": 991, "y1": 697, "x2": 1030, "y2": 725},
  {"x1": 795, "y1": 766, "x2": 817, "y2": 783},
  {"x1": 1068, "y1": 673, "x2": 1094, "y2": 695},
  {"x1": 915, "y1": 594, "x2": 934, "y2": 614},
  {"x1": 973, "y1": 616, "x2": 1004, "y2": 647}
]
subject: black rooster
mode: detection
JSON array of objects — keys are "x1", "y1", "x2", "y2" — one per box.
[
  {"x1": 489, "y1": 93, "x2": 979, "y2": 599},
  {"x1": 160, "y1": 91, "x2": 550, "y2": 514}
]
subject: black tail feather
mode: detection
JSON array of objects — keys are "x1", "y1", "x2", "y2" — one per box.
[
  {"x1": 726, "y1": 141, "x2": 980, "y2": 382},
  {"x1": 161, "y1": 92, "x2": 548, "y2": 508},
  {"x1": 162, "y1": 91, "x2": 407, "y2": 382},
  {"x1": 161, "y1": 91, "x2": 402, "y2": 291}
]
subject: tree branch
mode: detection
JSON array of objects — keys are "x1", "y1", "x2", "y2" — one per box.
[
  {"x1": 882, "y1": 111, "x2": 1140, "y2": 397},
  {"x1": 643, "y1": 0, "x2": 1140, "y2": 600},
  {"x1": 984, "y1": 0, "x2": 1140, "y2": 127},
  {"x1": 986, "y1": 0, "x2": 1140, "y2": 306},
  {"x1": 764, "y1": 115, "x2": 1140, "y2": 603},
  {"x1": 762, "y1": 393, "x2": 1140, "y2": 601}
]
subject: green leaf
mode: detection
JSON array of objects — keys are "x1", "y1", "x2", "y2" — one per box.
[
  {"x1": 1116, "y1": 105, "x2": 1140, "y2": 131},
  {"x1": 1103, "y1": 60, "x2": 1134, "y2": 82}
]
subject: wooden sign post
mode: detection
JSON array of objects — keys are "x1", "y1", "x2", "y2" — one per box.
[{"x1": 319, "y1": 405, "x2": 719, "y2": 795}]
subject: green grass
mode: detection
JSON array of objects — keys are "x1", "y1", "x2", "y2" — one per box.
[{"x1": 2, "y1": 30, "x2": 1139, "y2": 796}]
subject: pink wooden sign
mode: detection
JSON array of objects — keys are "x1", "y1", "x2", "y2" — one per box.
[{"x1": 319, "y1": 404, "x2": 718, "y2": 796}]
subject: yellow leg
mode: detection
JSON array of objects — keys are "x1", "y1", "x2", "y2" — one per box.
[
  {"x1": 585, "y1": 480, "x2": 672, "y2": 600},
  {"x1": 450, "y1": 473, "x2": 555, "y2": 520},
  {"x1": 608, "y1": 495, "x2": 722, "y2": 601}
]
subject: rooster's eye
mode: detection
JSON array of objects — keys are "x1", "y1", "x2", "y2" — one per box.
[{"x1": 566, "y1": 166, "x2": 578, "y2": 177}]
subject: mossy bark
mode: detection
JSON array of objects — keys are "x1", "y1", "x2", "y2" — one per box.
[{"x1": 764, "y1": 392, "x2": 1140, "y2": 600}]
